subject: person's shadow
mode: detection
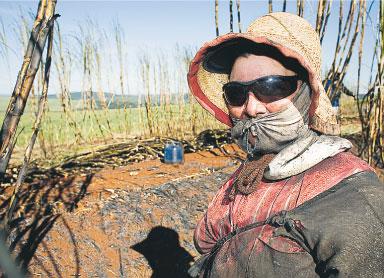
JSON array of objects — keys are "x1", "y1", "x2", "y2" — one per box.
[{"x1": 131, "y1": 226, "x2": 194, "y2": 278}]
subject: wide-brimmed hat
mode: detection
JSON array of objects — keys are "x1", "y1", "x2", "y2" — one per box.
[{"x1": 187, "y1": 12, "x2": 339, "y2": 135}]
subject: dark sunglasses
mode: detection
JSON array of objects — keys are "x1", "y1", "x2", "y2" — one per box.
[{"x1": 222, "y1": 75, "x2": 299, "y2": 106}]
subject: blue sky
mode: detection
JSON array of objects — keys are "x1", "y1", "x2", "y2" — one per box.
[{"x1": 0, "y1": 0, "x2": 380, "y2": 96}]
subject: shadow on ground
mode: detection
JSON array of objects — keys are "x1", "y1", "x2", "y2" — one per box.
[
  {"x1": 131, "y1": 226, "x2": 194, "y2": 278},
  {"x1": 0, "y1": 173, "x2": 94, "y2": 276}
]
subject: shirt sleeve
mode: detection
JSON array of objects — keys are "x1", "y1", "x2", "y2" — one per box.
[{"x1": 193, "y1": 174, "x2": 238, "y2": 254}]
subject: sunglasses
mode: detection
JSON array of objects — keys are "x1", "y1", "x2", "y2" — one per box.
[{"x1": 222, "y1": 75, "x2": 299, "y2": 106}]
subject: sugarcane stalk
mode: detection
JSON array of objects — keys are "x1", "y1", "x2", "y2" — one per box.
[
  {"x1": 297, "y1": 1, "x2": 300, "y2": 17},
  {"x1": 6, "y1": 14, "x2": 56, "y2": 227},
  {"x1": 325, "y1": 0, "x2": 343, "y2": 85},
  {"x1": 356, "y1": 0, "x2": 383, "y2": 166},
  {"x1": 320, "y1": 0, "x2": 333, "y2": 44},
  {"x1": 356, "y1": 2, "x2": 370, "y2": 154},
  {"x1": 337, "y1": 0, "x2": 356, "y2": 67},
  {"x1": 94, "y1": 38, "x2": 114, "y2": 138},
  {"x1": 300, "y1": 0, "x2": 304, "y2": 17},
  {"x1": 54, "y1": 23, "x2": 84, "y2": 143},
  {"x1": 325, "y1": 0, "x2": 358, "y2": 101},
  {"x1": 377, "y1": 0, "x2": 384, "y2": 164},
  {"x1": 297, "y1": 0, "x2": 304, "y2": 17},
  {"x1": 0, "y1": 0, "x2": 58, "y2": 177},
  {"x1": 229, "y1": 0, "x2": 233, "y2": 32},
  {"x1": 316, "y1": 0, "x2": 325, "y2": 33},
  {"x1": 326, "y1": 0, "x2": 355, "y2": 93},
  {"x1": 356, "y1": 0, "x2": 366, "y2": 96},
  {"x1": 331, "y1": 1, "x2": 362, "y2": 101},
  {"x1": 215, "y1": 0, "x2": 219, "y2": 37},
  {"x1": 236, "y1": 0, "x2": 242, "y2": 33},
  {"x1": 113, "y1": 20, "x2": 130, "y2": 136}
]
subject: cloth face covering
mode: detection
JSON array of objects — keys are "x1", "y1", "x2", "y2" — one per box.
[{"x1": 231, "y1": 82, "x2": 315, "y2": 156}]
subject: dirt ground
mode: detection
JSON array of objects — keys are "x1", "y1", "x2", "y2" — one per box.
[
  {"x1": 2, "y1": 138, "x2": 383, "y2": 277},
  {"x1": 14, "y1": 144, "x2": 244, "y2": 277}
]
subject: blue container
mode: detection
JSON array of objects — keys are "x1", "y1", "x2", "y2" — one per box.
[{"x1": 164, "y1": 141, "x2": 184, "y2": 164}]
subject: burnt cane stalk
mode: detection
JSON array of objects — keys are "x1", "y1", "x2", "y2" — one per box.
[
  {"x1": 6, "y1": 21, "x2": 56, "y2": 226},
  {"x1": 215, "y1": 0, "x2": 219, "y2": 37},
  {"x1": 236, "y1": 0, "x2": 242, "y2": 33},
  {"x1": 229, "y1": 0, "x2": 233, "y2": 32},
  {"x1": 0, "y1": 0, "x2": 59, "y2": 177}
]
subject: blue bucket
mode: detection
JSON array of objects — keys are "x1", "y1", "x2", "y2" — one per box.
[{"x1": 164, "y1": 141, "x2": 184, "y2": 164}]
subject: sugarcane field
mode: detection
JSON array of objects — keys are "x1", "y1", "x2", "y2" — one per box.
[{"x1": 0, "y1": 0, "x2": 383, "y2": 277}]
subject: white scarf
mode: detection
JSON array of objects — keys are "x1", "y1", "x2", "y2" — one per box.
[{"x1": 265, "y1": 135, "x2": 352, "y2": 180}]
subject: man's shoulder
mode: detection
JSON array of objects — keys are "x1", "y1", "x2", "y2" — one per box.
[
  {"x1": 310, "y1": 151, "x2": 373, "y2": 174},
  {"x1": 296, "y1": 151, "x2": 376, "y2": 206},
  {"x1": 305, "y1": 151, "x2": 374, "y2": 185},
  {"x1": 287, "y1": 170, "x2": 384, "y2": 278},
  {"x1": 292, "y1": 170, "x2": 384, "y2": 230}
]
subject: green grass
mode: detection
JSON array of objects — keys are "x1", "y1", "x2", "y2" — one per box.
[{"x1": 0, "y1": 95, "x2": 224, "y2": 165}]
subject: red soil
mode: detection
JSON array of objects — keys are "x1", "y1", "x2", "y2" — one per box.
[{"x1": 21, "y1": 144, "x2": 245, "y2": 277}]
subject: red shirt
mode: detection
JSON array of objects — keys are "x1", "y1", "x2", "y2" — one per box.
[{"x1": 194, "y1": 152, "x2": 373, "y2": 255}]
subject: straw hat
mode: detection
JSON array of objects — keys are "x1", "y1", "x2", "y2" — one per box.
[{"x1": 187, "y1": 12, "x2": 339, "y2": 135}]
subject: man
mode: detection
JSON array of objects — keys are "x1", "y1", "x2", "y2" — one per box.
[{"x1": 187, "y1": 13, "x2": 383, "y2": 277}]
